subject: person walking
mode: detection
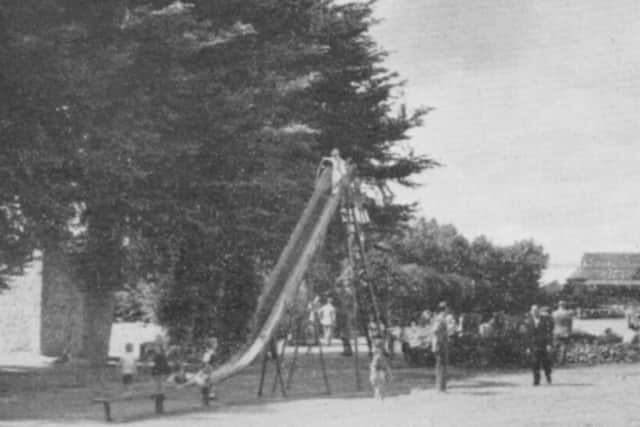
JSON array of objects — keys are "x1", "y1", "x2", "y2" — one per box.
[
  {"x1": 525, "y1": 305, "x2": 554, "y2": 386},
  {"x1": 318, "y1": 297, "x2": 337, "y2": 346},
  {"x1": 432, "y1": 301, "x2": 449, "y2": 392}
]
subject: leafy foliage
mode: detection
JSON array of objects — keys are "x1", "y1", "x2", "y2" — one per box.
[
  {"x1": 114, "y1": 281, "x2": 159, "y2": 322},
  {"x1": 364, "y1": 218, "x2": 549, "y2": 324}
]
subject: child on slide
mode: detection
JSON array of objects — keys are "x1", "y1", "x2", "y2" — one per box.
[
  {"x1": 317, "y1": 148, "x2": 347, "y2": 192},
  {"x1": 175, "y1": 362, "x2": 216, "y2": 404},
  {"x1": 171, "y1": 339, "x2": 218, "y2": 403}
]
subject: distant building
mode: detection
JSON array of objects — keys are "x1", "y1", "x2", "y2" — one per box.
[
  {"x1": 0, "y1": 255, "x2": 42, "y2": 354},
  {"x1": 568, "y1": 253, "x2": 640, "y2": 288}
]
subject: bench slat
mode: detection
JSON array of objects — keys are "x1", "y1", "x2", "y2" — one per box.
[
  {"x1": 92, "y1": 393, "x2": 165, "y2": 422},
  {"x1": 92, "y1": 392, "x2": 164, "y2": 403}
]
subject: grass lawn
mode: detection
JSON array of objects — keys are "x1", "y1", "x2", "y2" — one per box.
[{"x1": 2, "y1": 343, "x2": 640, "y2": 426}]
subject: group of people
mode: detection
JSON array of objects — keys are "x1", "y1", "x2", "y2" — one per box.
[
  {"x1": 117, "y1": 336, "x2": 221, "y2": 401},
  {"x1": 307, "y1": 294, "x2": 392, "y2": 358},
  {"x1": 401, "y1": 300, "x2": 575, "y2": 391},
  {"x1": 306, "y1": 294, "x2": 395, "y2": 399},
  {"x1": 307, "y1": 295, "x2": 338, "y2": 346},
  {"x1": 115, "y1": 299, "x2": 574, "y2": 401},
  {"x1": 525, "y1": 301, "x2": 574, "y2": 386}
]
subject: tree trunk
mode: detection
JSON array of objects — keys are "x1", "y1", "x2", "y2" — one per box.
[
  {"x1": 82, "y1": 206, "x2": 123, "y2": 367},
  {"x1": 84, "y1": 284, "x2": 115, "y2": 367},
  {"x1": 41, "y1": 248, "x2": 89, "y2": 357}
]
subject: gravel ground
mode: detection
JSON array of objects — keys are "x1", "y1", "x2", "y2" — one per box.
[{"x1": 2, "y1": 351, "x2": 640, "y2": 427}]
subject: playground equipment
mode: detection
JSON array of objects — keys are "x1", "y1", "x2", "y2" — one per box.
[
  {"x1": 90, "y1": 153, "x2": 382, "y2": 421},
  {"x1": 207, "y1": 153, "x2": 383, "y2": 392},
  {"x1": 257, "y1": 306, "x2": 332, "y2": 397}
]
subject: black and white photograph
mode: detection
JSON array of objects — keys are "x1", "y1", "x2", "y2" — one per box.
[{"x1": 1, "y1": 1, "x2": 639, "y2": 425}]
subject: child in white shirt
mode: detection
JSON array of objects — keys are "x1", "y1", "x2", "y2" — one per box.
[{"x1": 120, "y1": 343, "x2": 137, "y2": 392}]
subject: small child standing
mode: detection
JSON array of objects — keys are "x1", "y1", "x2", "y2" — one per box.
[
  {"x1": 200, "y1": 338, "x2": 218, "y2": 400},
  {"x1": 369, "y1": 340, "x2": 392, "y2": 400},
  {"x1": 202, "y1": 338, "x2": 218, "y2": 367},
  {"x1": 150, "y1": 338, "x2": 171, "y2": 392},
  {"x1": 120, "y1": 343, "x2": 137, "y2": 392}
]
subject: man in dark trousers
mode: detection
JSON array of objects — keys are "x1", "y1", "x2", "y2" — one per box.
[
  {"x1": 525, "y1": 304, "x2": 554, "y2": 386},
  {"x1": 336, "y1": 287, "x2": 354, "y2": 356}
]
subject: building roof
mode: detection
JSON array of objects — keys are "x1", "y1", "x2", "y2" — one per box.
[{"x1": 568, "y1": 253, "x2": 640, "y2": 285}]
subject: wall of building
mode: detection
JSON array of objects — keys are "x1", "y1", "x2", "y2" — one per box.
[
  {"x1": 0, "y1": 256, "x2": 42, "y2": 353},
  {"x1": 1, "y1": 249, "x2": 131, "y2": 360}
]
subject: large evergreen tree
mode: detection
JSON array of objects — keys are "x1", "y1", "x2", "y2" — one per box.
[{"x1": 0, "y1": 0, "x2": 435, "y2": 358}]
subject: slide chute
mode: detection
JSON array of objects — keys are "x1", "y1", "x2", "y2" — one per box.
[{"x1": 209, "y1": 162, "x2": 352, "y2": 383}]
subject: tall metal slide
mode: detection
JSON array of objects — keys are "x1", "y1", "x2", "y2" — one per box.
[{"x1": 209, "y1": 162, "x2": 352, "y2": 383}]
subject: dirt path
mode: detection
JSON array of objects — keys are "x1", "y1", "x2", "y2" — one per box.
[{"x1": 2, "y1": 362, "x2": 640, "y2": 427}]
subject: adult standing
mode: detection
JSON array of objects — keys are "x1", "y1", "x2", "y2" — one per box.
[
  {"x1": 149, "y1": 336, "x2": 171, "y2": 392},
  {"x1": 307, "y1": 295, "x2": 322, "y2": 345},
  {"x1": 419, "y1": 309, "x2": 433, "y2": 327},
  {"x1": 552, "y1": 300, "x2": 573, "y2": 365},
  {"x1": 337, "y1": 287, "x2": 355, "y2": 356},
  {"x1": 318, "y1": 297, "x2": 337, "y2": 346},
  {"x1": 432, "y1": 301, "x2": 449, "y2": 392},
  {"x1": 525, "y1": 305, "x2": 554, "y2": 386},
  {"x1": 478, "y1": 313, "x2": 501, "y2": 366},
  {"x1": 443, "y1": 307, "x2": 458, "y2": 363}
]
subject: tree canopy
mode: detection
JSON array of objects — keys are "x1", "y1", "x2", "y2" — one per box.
[
  {"x1": 365, "y1": 218, "x2": 549, "y2": 323},
  {"x1": 0, "y1": 1, "x2": 436, "y2": 354}
]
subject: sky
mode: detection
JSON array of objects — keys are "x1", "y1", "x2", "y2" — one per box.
[{"x1": 367, "y1": 0, "x2": 640, "y2": 282}]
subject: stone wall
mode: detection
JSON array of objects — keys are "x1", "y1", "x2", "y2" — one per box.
[{"x1": 40, "y1": 249, "x2": 87, "y2": 357}]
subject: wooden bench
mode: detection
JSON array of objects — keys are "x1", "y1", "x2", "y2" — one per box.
[{"x1": 92, "y1": 392, "x2": 165, "y2": 422}]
